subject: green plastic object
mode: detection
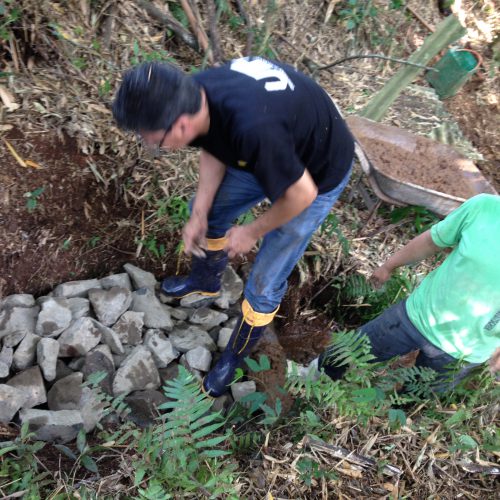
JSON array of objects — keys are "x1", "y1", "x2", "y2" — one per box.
[{"x1": 426, "y1": 48, "x2": 478, "y2": 99}]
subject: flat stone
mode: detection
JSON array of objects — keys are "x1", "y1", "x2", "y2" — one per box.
[
  {"x1": 7, "y1": 366, "x2": 47, "y2": 409},
  {"x1": 82, "y1": 351, "x2": 114, "y2": 395},
  {"x1": 54, "y1": 360, "x2": 74, "y2": 382},
  {"x1": 0, "y1": 384, "x2": 28, "y2": 423},
  {"x1": 0, "y1": 306, "x2": 39, "y2": 343},
  {"x1": 144, "y1": 330, "x2": 179, "y2": 368},
  {"x1": 0, "y1": 345, "x2": 13, "y2": 372},
  {"x1": 19, "y1": 409, "x2": 84, "y2": 443},
  {"x1": 47, "y1": 372, "x2": 83, "y2": 410},
  {"x1": 214, "y1": 266, "x2": 244, "y2": 309},
  {"x1": 112, "y1": 346, "x2": 160, "y2": 397},
  {"x1": 217, "y1": 327, "x2": 233, "y2": 351},
  {"x1": 13, "y1": 332, "x2": 41, "y2": 371},
  {"x1": 112, "y1": 311, "x2": 144, "y2": 345},
  {"x1": 185, "y1": 346, "x2": 212, "y2": 372},
  {"x1": 125, "y1": 390, "x2": 167, "y2": 427},
  {"x1": 189, "y1": 308, "x2": 228, "y2": 330},
  {"x1": 169, "y1": 324, "x2": 216, "y2": 353},
  {"x1": 123, "y1": 263, "x2": 157, "y2": 291},
  {"x1": 66, "y1": 297, "x2": 90, "y2": 320},
  {"x1": 37, "y1": 338, "x2": 60, "y2": 382},
  {"x1": 130, "y1": 288, "x2": 173, "y2": 330},
  {"x1": 0, "y1": 361, "x2": 9, "y2": 378},
  {"x1": 68, "y1": 357, "x2": 85, "y2": 371},
  {"x1": 158, "y1": 362, "x2": 180, "y2": 385},
  {"x1": 179, "y1": 294, "x2": 217, "y2": 309},
  {"x1": 91, "y1": 319, "x2": 124, "y2": 354},
  {"x1": 88, "y1": 287, "x2": 132, "y2": 326},
  {"x1": 100, "y1": 272, "x2": 133, "y2": 291},
  {"x1": 53, "y1": 279, "x2": 102, "y2": 299},
  {"x1": 58, "y1": 317, "x2": 101, "y2": 357},
  {"x1": 35, "y1": 298, "x2": 72, "y2": 337},
  {"x1": 231, "y1": 381, "x2": 256, "y2": 402},
  {"x1": 0, "y1": 294, "x2": 35, "y2": 309}
]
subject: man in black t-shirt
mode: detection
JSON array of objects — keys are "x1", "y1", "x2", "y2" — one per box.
[{"x1": 113, "y1": 58, "x2": 354, "y2": 397}]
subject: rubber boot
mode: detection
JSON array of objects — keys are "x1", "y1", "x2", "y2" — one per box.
[
  {"x1": 318, "y1": 349, "x2": 348, "y2": 380},
  {"x1": 203, "y1": 299, "x2": 278, "y2": 397},
  {"x1": 161, "y1": 237, "x2": 228, "y2": 299}
]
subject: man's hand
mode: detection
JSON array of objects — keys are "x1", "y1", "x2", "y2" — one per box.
[
  {"x1": 489, "y1": 347, "x2": 500, "y2": 376},
  {"x1": 182, "y1": 213, "x2": 208, "y2": 257},
  {"x1": 224, "y1": 225, "x2": 258, "y2": 259},
  {"x1": 370, "y1": 264, "x2": 393, "y2": 289}
]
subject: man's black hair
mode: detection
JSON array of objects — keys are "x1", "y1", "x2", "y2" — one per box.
[{"x1": 112, "y1": 62, "x2": 202, "y2": 132}]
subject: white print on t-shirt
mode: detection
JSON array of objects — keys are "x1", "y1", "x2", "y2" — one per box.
[{"x1": 230, "y1": 57, "x2": 295, "y2": 92}]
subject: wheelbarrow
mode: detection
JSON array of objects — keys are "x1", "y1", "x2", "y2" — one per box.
[{"x1": 346, "y1": 116, "x2": 497, "y2": 216}]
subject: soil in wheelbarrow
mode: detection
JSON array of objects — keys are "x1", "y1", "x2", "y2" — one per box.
[{"x1": 361, "y1": 135, "x2": 481, "y2": 199}]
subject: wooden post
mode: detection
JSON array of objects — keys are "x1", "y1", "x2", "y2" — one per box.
[{"x1": 359, "y1": 15, "x2": 466, "y2": 122}]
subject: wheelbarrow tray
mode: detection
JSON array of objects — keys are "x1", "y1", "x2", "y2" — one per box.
[{"x1": 346, "y1": 116, "x2": 497, "y2": 216}]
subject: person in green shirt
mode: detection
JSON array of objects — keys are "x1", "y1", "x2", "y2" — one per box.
[{"x1": 320, "y1": 193, "x2": 500, "y2": 386}]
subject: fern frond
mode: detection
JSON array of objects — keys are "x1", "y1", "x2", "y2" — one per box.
[{"x1": 324, "y1": 330, "x2": 376, "y2": 368}]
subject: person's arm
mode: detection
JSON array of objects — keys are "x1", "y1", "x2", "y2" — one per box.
[
  {"x1": 371, "y1": 230, "x2": 443, "y2": 288},
  {"x1": 183, "y1": 149, "x2": 226, "y2": 256},
  {"x1": 224, "y1": 169, "x2": 318, "y2": 258}
]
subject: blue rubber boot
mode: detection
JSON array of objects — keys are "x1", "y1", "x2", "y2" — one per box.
[
  {"x1": 203, "y1": 300, "x2": 278, "y2": 397},
  {"x1": 161, "y1": 238, "x2": 228, "y2": 299}
]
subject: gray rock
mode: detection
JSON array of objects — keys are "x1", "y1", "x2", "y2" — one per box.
[
  {"x1": 167, "y1": 306, "x2": 189, "y2": 321},
  {"x1": 47, "y1": 372, "x2": 83, "y2": 410},
  {"x1": 123, "y1": 263, "x2": 157, "y2": 291},
  {"x1": 189, "y1": 308, "x2": 228, "y2": 330},
  {"x1": 0, "y1": 294, "x2": 35, "y2": 310},
  {"x1": 13, "y1": 332, "x2": 41, "y2": 371},
  {"x1": 100, "y1": 273, "x2": 133, "y2": 291},
  {"x1": 68, "y1": 357, "x2": 85, "y2": 371},
  {"x1": 37, "y1": 338, "x2": 60, "y2": 381},
  {"x1": 217, "y1": 327, "x2": 233, "y2": 351},
  {"x1": 169, "y1": 324, "x2": 216, "y2": 353},
  {"x1": 79, "y1": 387, "x2": 105, "y2": 432},
  {"x1": 185, "y1": 346, "x2": 212, "y2": 372},
  {"x1": 223, "y1": 316, "x2": 240, "y2": 330},
  {"x1": 112, "y1": 346, "x2": 160, "y2": 396},
  {"x1": 19, "y1": 409, "x2": 84, "y2": 443},
  {"x1": 91, "y1": 344, "x2": 115, "y2": 368},
  {"x1": 0, "y1": 361, "x2": 9, "y2": 378},
  {"x1": 214, "y1": 266, "x2": 244, "y2": 309},
  {"x1": 7, "y1": 366, "x2": 47, "y2": 409},
  {"x1": 180, "y1": 294, "x2": 217, "y2": 309},
  {"x1": 0, "y1": 306, "x2": 39, "y2": 342},
  {"x1": 211, "y1": 393, "x2": 234, "y2": 415},
  {"x1": 2, "y1": 330, "x2": 27, "y2": 348},
  {"x1": 67, "y1": 297, "x2": 90, "y2": 320},
  {"x1": 88, "y1": 287, "x2": 132, "y2": 326},
  {"x1": 125, "y1": 390, "x2": 167, "y2": 427},
  {"x1": 112, "y1": 311, "x2": 144, "y2": 345},
  {"x1": 112, "y1": 344, "x2": 135, "y2": 369},
  {"x1": 35, "y1": 298, "x2": 72, "y2": 337},
  {"x1": 54, "y1": 360, "x2": 74, "y2": 382},
  {"x1": 231, "y1": 381, "x2": 256, "y2": 402},
  {"x1": 91, "y1": 319, "x2": 124, "y2": 354},
  {"x1": 0, "y1": 384, "x2": 28, "y2": 422},
  {"x1": 58, "y1": 317, "x2": 101, "y2": 357},
  {"x1": 143, "y1": 330, "x2": 179, "y2": 368},
  {"x1": 0, "y1": 345, "x2": 13, "y2": 372},
  {"x1": 53, "y1": 279, "x2": 102, "y2": 299},
  {"x1": 82, "y1": 351, "x2": 114, "y2": 395},
  {"x1": 178, "y1": 358, "x2": 203, "y2": 381},
  {"x1": 158, "y1": 362, "x2": 180, "y2": 385},
  {"x1": 130, "y1": 288, "x2": 173, "y2": 330}
]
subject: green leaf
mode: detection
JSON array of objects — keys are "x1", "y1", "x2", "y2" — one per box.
[
  {"x1": 458, "y1": 434, "x2": 478, "y2": 450},
  {"x1": 76, "y1": 429, "x2": 87, "y2": 454},
  {"x1": 388, "y1": 408, "x2": 406, "y2": 427},
  {"x1": 134, "y1": 466, "x2": 147, "y2": 486},
  {"x1": 54, "y1": 444, "x2": 77, "y2": 461},
  {"x1": 0, "y1": 445, "x2": 18, "y2": 457},
  {"x1": 80, "y1": 455, "x2": 99, "y2": 473}
]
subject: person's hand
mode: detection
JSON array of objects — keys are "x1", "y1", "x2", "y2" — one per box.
[
  {"x1": 224, "y1": 225, "x2": 258, "y2": 259},
  {"x1": 489, "y1": 347, "x2": 500, "y2": 376},
  {"x1": 182, "y1": 213, "x2": 208, "y2": 258},
  {"x1": 370, "y1": 264, "x2": 393, "y2": 289}
]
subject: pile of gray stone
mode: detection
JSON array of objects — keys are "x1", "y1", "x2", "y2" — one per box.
[{"x1": 0, "y1": 263, "x2": 256, "y2": 443}]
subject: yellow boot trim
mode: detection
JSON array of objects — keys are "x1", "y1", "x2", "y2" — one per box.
[
  {"x1": 241, "y1": 299, "x2": 279, "y2": 327},
  {"x1": 206, "y1": 237, "x2": 227, "y2": 251}
]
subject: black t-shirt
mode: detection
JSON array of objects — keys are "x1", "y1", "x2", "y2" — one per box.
[{"x1": 190, "y1": 57, "x2": 354, "y2": 202}]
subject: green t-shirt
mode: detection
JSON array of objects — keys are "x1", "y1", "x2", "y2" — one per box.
[{"x1": 406, "y1": 194, "x2": 500, "y2": 364}]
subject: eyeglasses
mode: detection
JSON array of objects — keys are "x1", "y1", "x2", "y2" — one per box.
[{"x1": 136, "y1": 128, "x2": 170, "y2": 157}]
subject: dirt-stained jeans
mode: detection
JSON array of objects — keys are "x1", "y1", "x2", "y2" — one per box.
[{"x1": 195, "y1": 165, "x2": 352, "y2": 313}]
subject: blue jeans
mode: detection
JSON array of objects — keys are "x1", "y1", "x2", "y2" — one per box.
[
  {"x1": 196, "y1": 166, "x2": 352, "y2": 313},
  {"x1": 360, "y1": 300, "x2": 479, "y2": 389}
]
